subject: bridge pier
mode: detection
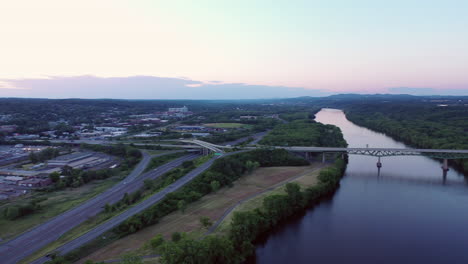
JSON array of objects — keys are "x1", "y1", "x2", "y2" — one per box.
[
  {"x1": 304, "y1": 152, "x2": 310, "y2": 160},
  {"x1": 377, "y1": 156, "x2": 382, "y2": 168},
  {"x1": 441, "y1": 159, "x2": 449, "y2": 173},
  {"x1": 202, "y1": 148, "x2": 210, "y2": 156},
  {"x1": 322, "y1": 153, "x2": 326, "y2": 163}
]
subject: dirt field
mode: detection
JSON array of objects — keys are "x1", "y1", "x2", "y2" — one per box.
[{"x1": 79, "y1": 163, "x2": 325, "y2": 263}]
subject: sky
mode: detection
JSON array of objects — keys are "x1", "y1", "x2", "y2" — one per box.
[{"x1": 1, "y1": 0, "x2": 467, "y2": 99}]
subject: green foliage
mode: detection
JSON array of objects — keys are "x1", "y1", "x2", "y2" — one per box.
[
  {"x1": 260, "y1": 120, "x2": 347, "y2": 147},
  {"x1": 210, "y1": 180, "x2": 220, "y2": 192},
  {"x1": 279, "y1": 111, "x2": 312, "y2": 121},
  {"x1": 149, "y1": 234, "x2": 165, "y2": 250},
  {"x1": 48, "y1": 171, "x2": 60, "y2": 183},
  {"x1": 159, "y1": 235, "x2": 239, "y2": 264},
  {"x1": 171, "y1": 232, "x2": 182, "y2": 242},
  {"x1": 199, "y1": 216, "x2": 213, "y2": 228},
  {"x1": 29, "y1": 147, "x2": 60, "y2": 163},
  {"x1": 177, "y1": 200, "x2": 187, "y2": 213},
  {"x1": 1, "y1": 200, "x2": 42, "y2": 220},
  {"x1": 245, "y1": 160, "x2": 260, "y2": 173}
]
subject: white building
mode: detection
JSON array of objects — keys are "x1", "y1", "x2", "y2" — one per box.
[{"x1": 168, "y1": 106, "x2": 188, "y2": 112}]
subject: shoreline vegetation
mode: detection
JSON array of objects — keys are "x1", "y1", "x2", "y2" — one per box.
[
  {"x1": 154, "y1": 158, "x2": 347, "y2": 264},
  {"x1": 80, "y1": 163, "x2": 327, "y2": 263}
]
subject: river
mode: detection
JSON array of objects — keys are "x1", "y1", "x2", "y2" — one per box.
[{"x1": 250, "y1": 108, "x2": 468, "y2": 264}]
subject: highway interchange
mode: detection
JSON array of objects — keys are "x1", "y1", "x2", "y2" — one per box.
[{"x1": 0, "y1": 131, "x2": 266, "y2": 263}]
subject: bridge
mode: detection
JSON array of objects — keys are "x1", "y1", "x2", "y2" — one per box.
[
  {"x1": 178, "y1": 139, "x2": 468, "y2": 173},
  {"x1": 39, "y1": 138, "x2": 468, "y2": 173}
]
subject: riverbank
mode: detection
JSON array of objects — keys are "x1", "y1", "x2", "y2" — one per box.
[
  {"x1": 250, "y1": 108, "x2": 468, "y2": 264},
  {"x1": 77, "y1": 162, "x2": 327, "y2": 263}
]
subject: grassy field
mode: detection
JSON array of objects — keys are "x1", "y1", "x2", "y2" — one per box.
[
  {"x1": 0, "y1": 175, "x2": 122, "y2": 242},
  {"x1": 203, "y1": 123, "x2": 250, "y2": 129},
  {"x1": 214, "y1": 165, "x2": 322, "y2": 234},
  {"x1": 79, "y1": 163, "x2": 325, "y2": 263}
]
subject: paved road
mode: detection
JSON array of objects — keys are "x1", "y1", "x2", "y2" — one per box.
[
  {"x1": 0, "y1": 151, "x2": 195, "y2": 264},
  {"x1": 32, "y1": 152, "x2": 243, "y2": 264},
  {"x1": 221, "y1": 130, "x2": 270, "y2": 146},
  {"x1": 248, "y1": 130, "x2": 270, "y2": 145}
]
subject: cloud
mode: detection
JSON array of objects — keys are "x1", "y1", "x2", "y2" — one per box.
[
  {"x1": 387, "y1": 87, "x2": 468, "y2": 96},
  {"x1": 0, "y1": 81, "x2": 27, "y2": 90},
  {"x1": 0, "y1": 75, "x2": 330, "y2": 99}
]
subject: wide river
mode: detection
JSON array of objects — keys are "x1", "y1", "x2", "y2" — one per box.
[{"x1": 251, "y1": 108, "x2": 468, "y2": 264}]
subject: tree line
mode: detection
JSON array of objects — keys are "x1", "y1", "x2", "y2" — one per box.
[
  {"x1": 156, "y1": 158, "x2": 347, "y2": 263},
  {"x1": 29, "y1": 147, "x2": 61, "y2": 163},
  {"x1": 260, "y1": 119, "x2": 347, "y2": 147}
]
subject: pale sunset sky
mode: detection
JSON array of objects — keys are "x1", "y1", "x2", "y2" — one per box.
[{"x1": 0, "y1": 0, "x2": 467, "y2": 98}]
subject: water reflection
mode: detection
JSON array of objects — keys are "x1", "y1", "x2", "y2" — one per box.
[{"x1": 252, "y1": 108, "x2": 468, "y2": 264}]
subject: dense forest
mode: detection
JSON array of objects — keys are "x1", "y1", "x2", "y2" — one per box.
[{"x1": 259, "y1": 115, "x2": 347, "y2": 148}]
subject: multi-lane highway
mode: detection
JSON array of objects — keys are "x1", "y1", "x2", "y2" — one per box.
[
  {"x1": 32, "y1": 153, "x2": 226, "y2": 264},
  {"x1": 0, "y1": 151, "x2": 197, "y2": 264},
  {"x1": 30, "y1": 151, "x2": 242, "y2": 264}
]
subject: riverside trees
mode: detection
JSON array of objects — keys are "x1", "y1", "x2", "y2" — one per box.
[{"x1": 157, "y1": 158, "x2": 347, "y2": 264}]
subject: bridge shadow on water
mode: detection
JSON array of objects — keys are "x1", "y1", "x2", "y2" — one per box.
[{"x1": 345, "y1": 169, "x2": 468, "y2": 187}]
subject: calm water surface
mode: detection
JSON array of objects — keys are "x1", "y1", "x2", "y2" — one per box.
[{"x1": 252, "y1": 108, "x2": 468, "y2": 264}]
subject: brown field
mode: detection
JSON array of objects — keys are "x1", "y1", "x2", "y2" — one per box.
[{"x1": 79, "y1": 163, "x2": 325, "y2": 263}]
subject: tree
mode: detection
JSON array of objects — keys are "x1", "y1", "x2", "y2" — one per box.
[
  {"x1": 177, "y1": 200, "x2": 186, "y2": 213},
  {"x1": 61, "y1": 165, "x2": 73, "y2": 176},
  {"x1": 199, "y1": 216, "x2": 213, "y2": 229},
  {"x1": 245, "y1": 160, "x2": 260, "y2": 173},
  {"x1": 29, "y1": 152, "x2": 38, "y2": 163},
  {"x1": 49, "y1": 172, "x2": 60, "y2": 183},
  {"x1": 104, "y1": 203, "x2": 113, "y2": 213},
  {"x1": 150, "y1": 234, "x2": 165, "y2": 250},
  {"x1": 210, "y1": 180, "x2": 220, "y2": 192},
  {"x1": 285, "y1": 182, "x2": 303, "y2": 209},
  {"x1": 171, "y1": 232, "x2": 182, "y2": 242}
]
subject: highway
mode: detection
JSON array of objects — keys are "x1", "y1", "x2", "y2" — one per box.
[
  {"x1": 31, "y1": 151, "x2": 242, "y2": 264},
  {"x1": 0, "y1": 151, "x2": 197, "y2": 264},
  {"x1": 221, "y1": 130, "x2": 270, "y2": 146}
]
